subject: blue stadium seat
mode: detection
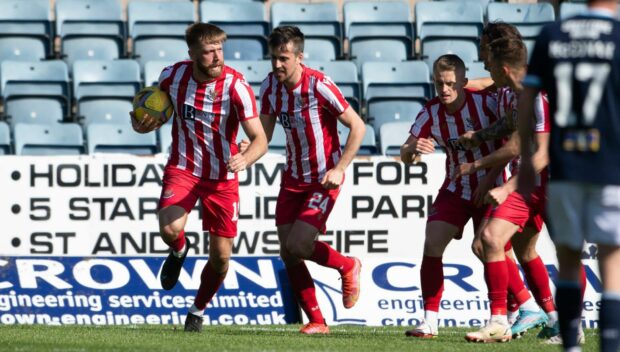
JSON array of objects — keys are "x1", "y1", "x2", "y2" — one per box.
[
  {"x1": 379, "y1": 121, "x2": 412, "y2": 156},
  {"x1": 421, "y1": 39, "x2": 479, "y2": 69},
  {"x1": 0, "y1": 121, "x2": 10, "y2": 154},
  {"x1": 1, "y1": 60, "x2": 70, "y2": 126},
  {"x1": 200, "y1": 1, "x2": 268, "y2": 36},
  {"x1": 362, "y1": 61, "x2": 431, "y2": 134},
  {"x1": 304, "y1": 60, "x2": 360, "y2": 113},
  {"x1": 56, "y1": 0, "x2": 125, "y2": 68},
  {"x1": 466, "y1": 61, "x2": 489, "y2": 79},
  {"x1": 0, "y1": 37, "x2": 47, "y2": 62},
  {"x1": 271, "y1": 2, "x2": 341, "y2": 60},
  {"x1": 560, "y1": 3, "x2": 587, "y2": 19},
  {"x1": 72, "y1": 60, "x2": 141, "y2": 102},
  {"x1": 87, "y1": 123, "x2": 157, "y2": 155},
  {"x1": 269, "y1": 123, "x2": 287, "y2": 154},
  {"x1": 487, "y1": 3, "x2": 555, "y2": 39},
  {"x1": 128, "y1": 1, "x2": 195, "y2": 69},
  {"x1": 0, "y1": 0, "x2": 52, "y2": 58},
  {"x1": 144, "y1": 60, "x2": 174, "y2": 86},
  {"x1": 226, "y1": 60, "x2": 271, "y2": 97},
  {"x1": 343, "y1": 1, "x2": 413, "y2": 68},
  {"x1": 338, "y1": 123, "x2": 378, "y2": 155},
  {"x1": 158, "y1": 121, "x2": 173, "y2": 154},
  {"x1": 14, "y1": 122, "x2": 84, "y2": 155},
  {"x1": 224, "y1": 37, "x2": 268, "y2": 61},
  {"x1": 415, "y1": 2, "x2": 483, "y2": 45},
  {"x1": 73, "y1": 60, "x2": 141, "y2": 126},
  {"x1": 200, "y1": 1, "x2": 268, "y2": 61}
]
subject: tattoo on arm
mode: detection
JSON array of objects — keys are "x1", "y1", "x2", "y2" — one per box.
[{"x1": 474, "y1": 111, "x2": 518, "y2": 142}]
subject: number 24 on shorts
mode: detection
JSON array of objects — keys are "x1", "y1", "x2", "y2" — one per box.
[{"x1": 308, "y1": 192, "x2": 329, "y2": 214}]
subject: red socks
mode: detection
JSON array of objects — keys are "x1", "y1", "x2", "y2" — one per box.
[
  {"x1": 193, "y1": 261, "x2": 226, "y2": 310},
  {"x1": 485, "y1": 260, "x2": 509, "y2": 315},
  {"x1": 163, "y1": 230, "x2": 186, "y2": 253},
  {"x1": 506, "y1": 256, "x2": 532, "y2": 305},
  {"x1": 286, "y1": 261, "x2": 324, "y2": 323},
  {"x1": 421, "y1": 255, "x2": 444, "y2": 313},
  {"x1": 309, "y1": 241, "x2": 354, "y2": 274},
  {"x1": 523, "y1": 256, "x2": 555, "y2": 313}
]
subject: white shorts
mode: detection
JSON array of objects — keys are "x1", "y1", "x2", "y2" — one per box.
[{"x1": 547, "y1": 182, "x2": 620, "y2": 251}]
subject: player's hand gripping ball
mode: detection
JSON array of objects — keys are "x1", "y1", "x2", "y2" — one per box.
[{"x1": 132, "y1": 86, "x2": 173, "y2": 124}]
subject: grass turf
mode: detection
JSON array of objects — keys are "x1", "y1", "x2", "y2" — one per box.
[{"x1": 0, "y1": 325, "x2": 600, "y2": 351}]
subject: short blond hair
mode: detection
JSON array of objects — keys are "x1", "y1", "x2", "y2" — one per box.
[{"x1": 185, "y1": 23, "x2": 227, "y2": 48}]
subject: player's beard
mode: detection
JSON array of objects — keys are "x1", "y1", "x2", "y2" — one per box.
[{"x1": 197, "y1": 63, "x2": 223, "y2": 80}]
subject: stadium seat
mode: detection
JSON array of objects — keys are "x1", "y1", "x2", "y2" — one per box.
[
  {"x1": 200, "y1": 1, "x2": 268, "y2": 36},
  {"x1": 1, "y1": 60, "x2": 70, "y2": 125},
  {"x1": 379, "y1": 121, "x2": 412, "y2": 156},
  {"x1": 200, "y1": 1, "x2": 268, "y2": 61},
  {"x1": 560, "y1": 3, "x2": 587, "y2": 19},
  {"x1": 466, "y1": 61, "x2": 489, "y2": 80},
  {"x1": 225, "y1": 60, "x2": 271, "y2": 96},
  {"x1": 305, "y1": 60, "x2": 361, "y2": 113},
  {"x1": 271, "y1": 2, "x2": 342, "y2": 60},
  {"x1": 362, "y1": 61, "x2": 431, "y2": 135},
  {"x1": 0, "y1": 0, "x2": 52, "y2": 58},
  {"x1": 158, "y1": 121, "x2": 172, "y2": 154},
  {"x1": 87, "y1": 123, "x2": 157, "y2": 155},
  {"x1": 421, "y1": 40, "x2": 479, "y2": 69},
  {"x1": 0, "y1": 121, "x2": 10, "y2": 154},
  {"x1": 415, "y1": 2, "x2": 483, "y2": 51},
  {"x1": 487, "y1": 3, "x2": 555, "y2": 39},
  {"x1": 223, "y1": 37, "x2": 268, "y2": 61},
  {"x1": 144, "y1": 60, "x2": 174, "y2": 86},
  {"x1": 337, "y1": 123, "x2": 378, "y2": 155},
  {"x1": 343, "y1": 1, "x2": 413, "y2": 68},
  {"x1": 269, "y1": 124, "x2": 287, "y2": 154},
  {"x1": 73, "y1": 60, "x2": 141, "y2": 126},
  {"x1": 14, "y1": 122, "x2": 84, "y2": 155},
  {"x1": 128, "y1": 1, "x2": 195, "y2": 69},
  {"x1": 56, "y1": 0, "x2": 125, "y2": 68}
]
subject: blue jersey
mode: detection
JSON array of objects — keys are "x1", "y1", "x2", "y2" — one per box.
[{"x1": 524, "y1": 9, "x2": 620, "y2": 185}]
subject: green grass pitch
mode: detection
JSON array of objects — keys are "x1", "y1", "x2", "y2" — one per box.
[{"x1": 0, "y1": 325, "x2": 600, "y2": 351}]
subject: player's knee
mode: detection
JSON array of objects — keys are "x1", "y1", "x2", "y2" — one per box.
[
  {"x1": 209, "y1": 253, "x2": 231, "y2": 272},
  {"x1": 481, "y1": 228, "x2": 503, "y2": 253},
  {"x1": 159, "y1": 224, "x2": 182, "y2": 243},
  {"x1": 286, "y1": 239, "x2": 312, "y2": 260}
]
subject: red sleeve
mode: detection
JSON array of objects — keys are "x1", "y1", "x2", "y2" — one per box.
[
  {"x1": 259, "y1": 76, "x2": 274, "y2": 116},
  {"x1": 315, "y1": 75, "x2": 349, "y2": 117},
  {"x1": 410, "y1": 106, "x2": 432, "y2": 139},
  {"x1": 230, "y1": 77, "x2": 258, "y2": 121}
]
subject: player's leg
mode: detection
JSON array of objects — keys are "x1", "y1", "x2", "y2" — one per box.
[
  {"x1": 278, "y1": 223, "x2": 329, "y2": 334},
  {"x1": 466, "y1": 218, "x2": 518, "y2": 342},
  {"x1": 406, "y1": 220, "x2": 457, "y2": 339},
  {"x1": 283, "y1": 185, "x2": 361, "y2": 310},
  {"x1": 597, "y1": 245, "x2": 620, "y2": 352},
  {"x1": 185, "y1": 180, "x2": 238, "y2": 332},
  {"x1": 512, "y1": 226, "x2": 559, "y2": 340},
  {"x1": 158, "y1": 168, "x2": 199, "y2": 291},
  {"x1": 547, "y1": 181, "x2": 587, "y2": 351},
  {"x1": 589, "y1": 184, "x2": 620, "y2": 352}
]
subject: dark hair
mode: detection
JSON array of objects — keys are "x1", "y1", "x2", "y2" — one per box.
[
  {"x1": 268, "y1": 26, "x2": 305, "y2": 54},
  {"x1": 433, "y1": 54, "x2": 466, "y2": 78},
  {"x1": 482, "y1": 21, "x2": 522, "y2": 42},
  {"x1": 488, "y1": 37, "x2": 527, "y2": 68},
  {"x1": 185, "y1": 23, "x2": 227, "y2": 48}
]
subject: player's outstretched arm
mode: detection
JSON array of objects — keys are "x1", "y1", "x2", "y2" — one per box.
[
  {"x1": 228, "y1": 118, "x2": 268, "y2": 173},
  {"x1": 465, "y1": 77, "x2": 494, "y2": 92},
  {"x1": 516, "y1": 86, "x2": 539, "y2": 197},
  {"x1": 321, "y1": 107, "x2": 365, "y2": 189},
  {"x1": 469, "y1": 110, "x2": 518, "y2": 147}
]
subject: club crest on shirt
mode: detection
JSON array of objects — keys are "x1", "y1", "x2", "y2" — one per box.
[
  {"x1": 207, "y1": 88, "x2": 220, "y2": 102},
  {"x1": 464, "y1": 117, "x2": 476, "y2": 131},
  {"x1": 295, "y1": 96, "x2": 309, "y2": 110}
]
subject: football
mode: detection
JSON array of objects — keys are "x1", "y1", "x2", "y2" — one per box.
[{"x1": 132, "y1": 86, "x2": 174, "y2": 124}]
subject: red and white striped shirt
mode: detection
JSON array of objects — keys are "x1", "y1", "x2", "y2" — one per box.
[
  {"x1": 499, "y1": 87, "x2": 550, "y2": 188},
  {"x1": 260, "y1": 65, "x2": 349, "y2": 184},
  {"x1": 159, "y1": 62, "x2": 257, "y2": 181},
  {"x1": 410, "y1": 89, "x2": 503, "y2": 200}
]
